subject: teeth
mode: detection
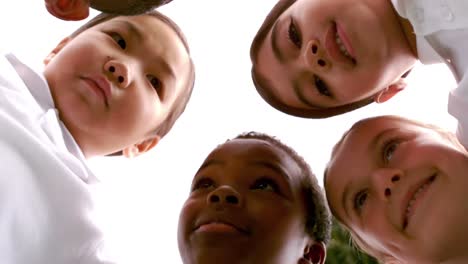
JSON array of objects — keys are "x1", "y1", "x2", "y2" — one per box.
[
  {"x1": 335, "y1": 32, "x2": 352, "y2": 59},
  {"x1": 405, "y1": 182, "x2": 430, "y2": 219}
]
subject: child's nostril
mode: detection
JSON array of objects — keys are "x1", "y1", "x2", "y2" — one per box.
[
  {"x1": 312, "y1": 44, "x2": 318, "y2": 54},
  {"x1": 109, "y1": 66, "x2": 115, "y2": 73},
  {"x1": 391, "y1": 176, "x2": 400, "y2": 182},
  {"x1": 385, "y1": 188, "x2": 391, "y2": 197},
  {"x1": 209, "y1": 195, "x2": 220, "y2": 203},
  {"x1": 118, "y1": 76, "x2": 124, "y2": 83},
  {"x1": 318, "y1": 59, "x2": 326, "y2": 67},
  {"x1": 226, "y1": 195, "x2": 238, "y2": 204}
]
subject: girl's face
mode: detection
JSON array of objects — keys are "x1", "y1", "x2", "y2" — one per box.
[
  {"x1": 253, "y1": 0, "x2": 415, "y2": 110},
  {"x1": 44, "y1": 15, "x2": 191, "y2": 157},
  {"x1": 325, "y1": 117, "x2": 468, "y2": 263},
  {"x1": 178, "y1": 139, "x2": 318, "y2": 264}
]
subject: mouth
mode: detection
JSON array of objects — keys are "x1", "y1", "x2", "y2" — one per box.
[
  {"x1": 325, "y1": 21, "x2": 356, "y2": 66},
  {"x1": 195, "y1": 220, "x2": 250, "y2": 235},
  {"x1": 402, "y1": 173, "x2": 437, "y2": 229},
  {"x1": 81, "y1": 76, "x2": 111, "y2": 107}
]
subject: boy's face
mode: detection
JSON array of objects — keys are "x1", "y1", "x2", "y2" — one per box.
[
  {"x1": 178, "y1": 139, "x2": 312, "y2": 264},
  {"x1": 44, "y1": 15, "x2": 191, "y2": 156},
  {"x1": 325, "y1": 117, "x2": 468, "y2": 263},
  {"x1": 253, "y1": 0, "x2": 415, "y2": 110}
]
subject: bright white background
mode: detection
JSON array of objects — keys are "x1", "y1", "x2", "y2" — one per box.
[{"x1": 0, "y1": 0, "x2": 458, "y2": 263}]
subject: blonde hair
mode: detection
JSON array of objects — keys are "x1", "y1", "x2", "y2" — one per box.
[{"x1": 324, "y1": 115, "x2": 463, "y2": 262}]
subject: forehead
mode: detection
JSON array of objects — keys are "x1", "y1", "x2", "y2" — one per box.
[
  {"x1": 209, "y1": 139, "x2": 288, "y2": 162},
  {"x1": 204, "y1": 139, "x2": 301, "y2": 177}
]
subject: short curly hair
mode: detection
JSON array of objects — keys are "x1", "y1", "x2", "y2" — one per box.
[{"x1": 229, "y1": 131, "x2": 332, "y2": 244}]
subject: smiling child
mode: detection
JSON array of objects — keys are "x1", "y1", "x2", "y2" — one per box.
[
  {"x1": 178, "y1": 132, "x2": 331, "y2": 264},
  {"x1": 250, "y1": 0, "x2": 468, "y2": 144},
  {"x1": 324, "y1": 115, "x2": 468, "y2": 263}
]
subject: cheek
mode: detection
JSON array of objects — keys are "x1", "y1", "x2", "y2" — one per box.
[
  {"x1": 178, "y1": 199, "x2": 199, "y2": 235},
  {"x1": 250, "y1": 199, "x2": 304, "y2": 235}
]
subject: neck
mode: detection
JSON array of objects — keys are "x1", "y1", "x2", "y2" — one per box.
[{"x1": 396, "y1": 16, "x2": 418, "y2": 57}]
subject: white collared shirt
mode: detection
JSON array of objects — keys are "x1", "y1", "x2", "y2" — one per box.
[
  {"x1": 392, "y1": 0, "x2": 468, "y2": 149},
  {"x1": 0, "y1": 53, "x2": 114, "y2": 264}
]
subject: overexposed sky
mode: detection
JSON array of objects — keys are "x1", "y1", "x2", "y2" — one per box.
[{"x1": 0, "y1": 0, "x2": 457, "y2": 263}]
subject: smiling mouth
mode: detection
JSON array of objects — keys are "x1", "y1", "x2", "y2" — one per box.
[
  {"x1": 403, "y1": 174, "x2": 437, "y2": 229},
  {"x1": 326, "y1": 22, "x2": 356, "y2": 66}
]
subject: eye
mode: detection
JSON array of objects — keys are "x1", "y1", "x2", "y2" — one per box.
[
  {"x1": 287, "y1": 18, "x2": 302, "y2": 49},
  {"x1": 110, "y1": 32, "x2": 126, "y2": 49},
  {"x1": 382, "y1": 139, "x2": 400, "y2": 163},
  {"x1": 192, "y1": 177, "x2": 215, "y2": 191},
  {"x1": 354, "y1": 190, "x2": 368, "y2": 212},
  {"x1": 251, "y1": 177, "x2": 279, "y2": 193},
  {"x1": 314, "y1": 75, "x2": 331, "y2": 97},
  {"x1": 147, "y1": 75, "x2": 163, "y2": 95}
]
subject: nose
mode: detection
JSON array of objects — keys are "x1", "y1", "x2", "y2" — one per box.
[
  {"x1": 371, "y1": 168, "x2": 402, "y2": 201},
  {"x1": 207, "y1": 185, "x2": 243, "y2": 208},
  {"x1": 302, "y1": 39, "x2": 331, "y2": 72},
  {"x1": 104, "y1": 59, "x2": 131, "y2": 88}
]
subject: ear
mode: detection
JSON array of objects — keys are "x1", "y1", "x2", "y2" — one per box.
[
  {"x1": 45, "y1": 0, "x2": 90, "y2": 21},
  {"x1": 44, "y1": 37, "x2": 72, "y2": 65},
  {"x1": 299, "y1": 242, "x2": 326, "y2": 264},
  {"x1": 374, "y1": 79, "x2": 406, "y2": 104},
  {"x1": 122, "y1": 136, "x2": 161, "y2": 158}
]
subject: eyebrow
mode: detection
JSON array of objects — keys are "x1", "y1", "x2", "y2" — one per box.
[
  {"x1": 271, "y1": 20, "x2": 287, "y2": 64},
  {"x1": 342, "y1": 180, "x2": 351, "y2": 220},
  {"x1": 251, "y1": 160, "x2": 291, "y2": 180},
  {"x1": 293, "y1": 78, "x2": 322, "y2": 109},
  {"x1": 196, "y1": 159, "x2": 222, "y2": 174},
  {"x1": 116, "y1": 20, "x2": 144, "y2": 43},
  {"x1": 369, "y1": 128, "x2": 400, "y2": 153}
]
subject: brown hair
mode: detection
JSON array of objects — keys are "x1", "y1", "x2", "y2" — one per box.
[
  {"x1": 71, "y1": 10, "x2": 195, "y2": 140},
  {"x1": 250, "y1": 0, "x2": 412, "y2": 119},
  {"x1": 231, "y1": 131, "x2": 332, "y2": 244}
]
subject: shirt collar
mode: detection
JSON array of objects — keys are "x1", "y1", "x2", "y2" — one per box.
[{"x1": 7, "y1": 53, "x2": 98, "y2": 183}]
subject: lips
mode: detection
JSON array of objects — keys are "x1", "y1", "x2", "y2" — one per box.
[
  {"x1": 324, "y1": 22, "x2": 356, "y2": 66},
  {"x1": 82, "y1": 76, "x2": 112, "y2": 107},
  {"x1": 402, "y1": 174, "x2": 437, "y2": 229},
  {"x1": 194, "y1": 214, "x2": 250, "y2": 236}
]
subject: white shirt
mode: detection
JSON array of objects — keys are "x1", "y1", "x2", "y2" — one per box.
[
  {"x1": 0, "y1": 53, "x2": 115, "y2": 264},
  {"x1": 392, "y1": 0, "x2": 468, "y2": 149}
]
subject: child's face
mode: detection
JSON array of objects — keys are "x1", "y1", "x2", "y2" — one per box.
[
  {"x1": 44, "y1": 15, "x2": 191, "y2": 156},
  {"x1": 253, "y1": 0, "x2": 415, "y2": 110},
  {"x1": 178, "y1": 139, "x2": 312, "y2": 264},
  {"x1": 325, "y1": 117, "x2": 468, "y2": 263}
]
